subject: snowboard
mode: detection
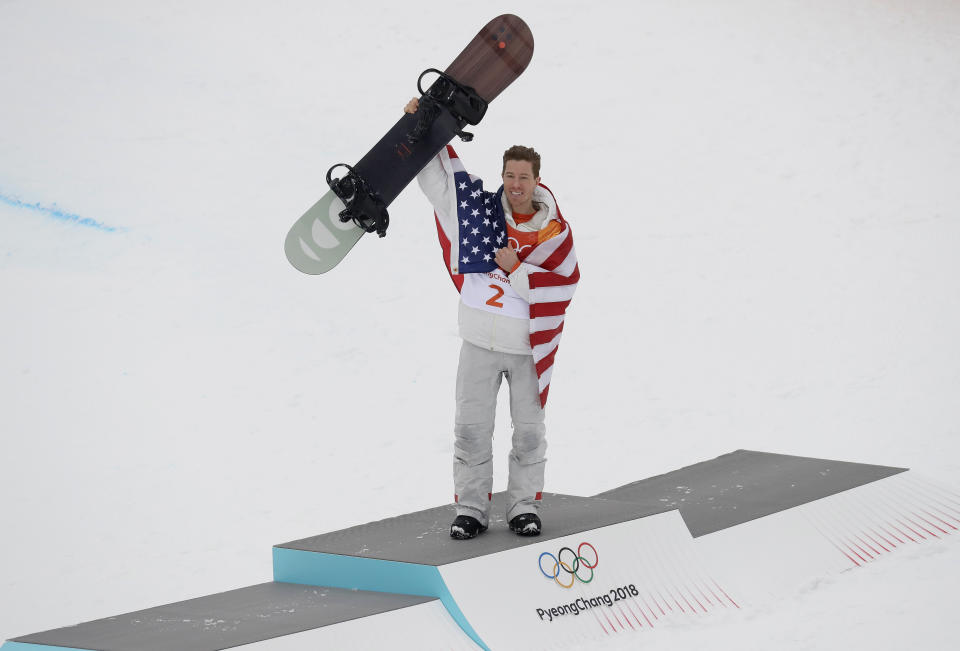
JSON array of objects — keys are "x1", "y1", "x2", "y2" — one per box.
[{"x1": 284, "y1": 14, "x2": 534, "y2": 275}]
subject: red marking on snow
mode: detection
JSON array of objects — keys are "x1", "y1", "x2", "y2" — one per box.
[
  {"x1": 671, "y1": 586, "x2": 690, "y2": 614},
  {"x1": 454, "y1": 494, "x2": 458, "y2": 503},
  {"x1": 535, "y1": 492, "x2": 542, "y2": 501},
  {"x1": 904, "y1": 485, "x2": 960, "y2": 530},
  {"x1": 617, "y1": 605, "x2": 636, "y2": 631},
  {"x1": 866, "y1": 525, "x2": 895, "y2": 551},
  {"x1": 823, "y1": 534, "x2": 862, "y2": 567},
  {"x1": 877, "y1": 522, "x2": 905, "y2": 546},
  {"x1": 623, "y1": 601, "x2": 643, "y2": 628},
  {"x1": 592, "y1": 610, "x2": 609, "y2": 635},
  {"x1": 855, "y1": 524, "x2": 885, "y2": 554},
  {"x1": 902, "y1": 476, "x2": 960, "y2": 514},
  {"x1": 711, "y1": 578, "x2": 741, "y2": 609},
  {"x1": 852, "y1": 533, "x2": 880, "y2": 558},
  {"x1": 841, "y1": 547, "x2": 863, "y2": 567},
  {"x1": 601, "y1": 609, "x2": 618, "y2": 632},
  {"x1": 807, "y1": 512, "x2": 862, "y2": 567},
  {"x1": 686, "y1": 580, "x2": 711, "y2": 612},
  {"x1": 652, "y1": 589, "x2": 670, "y2": 614},
  {"x1": 630, "y1": 599, "x2": 654, "y2": 628},
  {"x1": 640, "y1": 592, "x2": 661, "y2": 619},
  {"x1": 586, "y1": 605, "x2": 608, "y2": 635},
  {"x1": 902, "y1": 513, "x2": 938, "y2": 539},
  {"x1": 695, "y1": 578, "x2": 716, "y2": 608},
  {"x1": 913, "y1": 510, "x2": 950, "y2": 535},
  {"x1": 688, "y1": 585, "x2": 708, "y2": 613},
  {"x1": 873, "y1": 494, "x2": 922, "y2": 541},
  {"x1": 890, "y1": 518, "x2": 920, "y2": 543},
  {"x1": 487, "y1": 493, "x2": 492, "y2": 501},
  {"x1": 676, "y1": 581, "x2": 705, "y2": 614},
  {"x1": 846, "y1": 536, "x2": 873, "y2": 562},
  {"x1": 926, "y1": 508, "x2": 959, "y2": 530},
  {"x1": 862, "y1": 529, "x2": 891, "y2": 554},
  {"x1": 660, "y1": 582, "x2": 686, "y2": 614},
  {"x1": 879, "y1": 492, "x2": 937, "y2": 538},
  {"x1": 915, "y1": 499, "x2": 960, "y2": 528},
  {"x1": 822, "y1": 519, "x2": 870, "y2": 563},
  {"x1": 631, "y1": 604, "x2": 657, "y2": 628},
  {"x1": 844, "y1": 538, "x2": 871, "y2": 563},
  {"x1": 660, "y1": 573, "x2": 694, "y2": 615},
  {"x1": 610, "y1": 607, "x2": 626, "y2": 630},
  {"x1": 701, "y1": 578, "x2": 725, "y2": 608}
]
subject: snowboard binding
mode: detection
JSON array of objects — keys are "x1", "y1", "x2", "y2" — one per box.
[
  {"x1": 326, "y1": 164, "x2": 390, "y2": 238},
  {"x1": 408, "y1": 69, "x2": 488, "y2": 144}
]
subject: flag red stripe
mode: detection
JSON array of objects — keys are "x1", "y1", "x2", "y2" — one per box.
[
  {"x1": 435, "y1": 214, "x2": 464, "y2": 292},
  {"x1": 530, "y1": 300, "x2": 571, "y2": 318},
  {"x1": 535, "y1": 346, "x2": 558, "y2": 376},
  {"x1": 538, "y1": 385, "x2": 549, "y2": 407},
  {"x1": 530, "y1": 263, "x2": 580, "y2": 289},
  {"x1": 538, "y1": 229, "x2": 574, "y2": 271},
  {"x1": 530, "y1": 321, "x2": 564, "y2": 347}
]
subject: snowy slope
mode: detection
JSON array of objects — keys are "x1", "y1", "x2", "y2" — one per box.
[{"x1": 1, "y1": 0, "x2": 958, "y2": 648}]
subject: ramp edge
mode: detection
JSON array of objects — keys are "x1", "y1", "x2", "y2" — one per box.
[{"x1": 273, "y1": 546, "x2": 489, "y2": 650}]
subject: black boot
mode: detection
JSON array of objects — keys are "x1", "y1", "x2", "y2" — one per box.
[
  {"x1": 509, "y1": 513, "x2": 541, "y2": 536},
  {"x1": 450, "y1": 515, "x2": 487, "y2": 540}
]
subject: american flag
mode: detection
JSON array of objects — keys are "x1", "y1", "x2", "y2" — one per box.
[
  {"x1": 520, "y1": 198, "x2": 579, "y2": 406},
  {"x1": 433, "y1": 146, "x2": 579, "y2": 407},
  {"x1": 452, "y1": 170, "x2": 505, "y2": 274}
]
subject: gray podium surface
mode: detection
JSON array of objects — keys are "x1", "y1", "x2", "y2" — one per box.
[
  {"x1": 595, "y1": 449, "x2": 908, "y2": 537},
  {"x1": 276, "y1": 492, "x2": 675, "y2": 566},
  {"x1": 8, "y1": 450, "x2": 909, "y2": 650},
  {"x1": 12, "y1": 582, "x2": 434, "y2": 651}
]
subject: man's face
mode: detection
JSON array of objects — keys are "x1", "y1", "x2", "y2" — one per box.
[{"x1": 502, "y1": 159, "x2": 540, "y2": 213}]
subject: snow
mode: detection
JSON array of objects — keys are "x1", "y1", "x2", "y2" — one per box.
[{"x1": 1, "y1": 0, "x2": 958, "y2": 648}]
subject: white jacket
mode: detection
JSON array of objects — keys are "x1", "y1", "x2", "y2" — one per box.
[{"x1": 417, "y1": 149, "x2": 561, "y2": 355}]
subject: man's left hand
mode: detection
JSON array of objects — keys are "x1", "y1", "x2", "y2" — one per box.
[{"x1": 495, "y1": 245, "x2": 520, "y2": 272}]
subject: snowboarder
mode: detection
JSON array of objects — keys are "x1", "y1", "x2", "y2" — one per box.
[{"x1": 405, "y1": 97, "x2": 579, "y2": 540}]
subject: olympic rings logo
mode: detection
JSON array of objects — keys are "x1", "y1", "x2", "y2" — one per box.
[{"x1": 538, "y1": 542, "x2": 599, "y2": 589}]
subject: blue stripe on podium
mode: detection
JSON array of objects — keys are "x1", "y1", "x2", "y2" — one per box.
[{"x1": 273, "y1": 546, "x2": 489, "y2": 651}]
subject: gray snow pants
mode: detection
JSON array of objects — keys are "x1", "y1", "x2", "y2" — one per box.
[{"x1": 454, "y1": 341, "x2": 547, "y2": 527}]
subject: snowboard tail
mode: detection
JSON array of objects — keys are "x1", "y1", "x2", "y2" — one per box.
[{"x1": 285, "y1": 14, "x2": 533, "y2": 275}]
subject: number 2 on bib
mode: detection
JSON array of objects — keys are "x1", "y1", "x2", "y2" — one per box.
[{"x1": 486, "y1": 284, "x2": 505, "y2": 308}]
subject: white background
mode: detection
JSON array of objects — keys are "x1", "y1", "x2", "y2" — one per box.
[{"x1": 1, "y1": 1, "x2": 958, "y2": 648}]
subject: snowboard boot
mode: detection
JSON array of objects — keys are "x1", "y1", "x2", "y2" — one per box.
[
  {"x1": 509, "y1": 513, "x2": 541, "y2": 537},
  {"x1": 450, "y1": 515, "x2": 487, "y2": 540}
]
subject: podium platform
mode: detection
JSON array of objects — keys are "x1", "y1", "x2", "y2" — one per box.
[
  {"x1": 7, "y1": 583, "x2": 437, "y2": 651},
  {"x1": 273, "y1": 492, "x2": 676, "y2": 648},
  {"x1": 595, "y1": 449, "x2": 907, "y2": 537},
  {"x1": 5, "y1": 450, "x2": 946, "y2": 651}
]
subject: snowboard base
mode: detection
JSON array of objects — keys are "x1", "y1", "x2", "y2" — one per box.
[{"x1": 284, "y1": 190, "x2": 364, "y2": 275}]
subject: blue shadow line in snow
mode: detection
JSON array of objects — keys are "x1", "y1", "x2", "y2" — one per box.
[{"x1": 0, "y1": 190, "x2": 123, "y2": 233}]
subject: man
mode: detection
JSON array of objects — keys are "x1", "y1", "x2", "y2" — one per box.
[{"x1": 405, "y1": 98, "x2": 579, "y2": 540}]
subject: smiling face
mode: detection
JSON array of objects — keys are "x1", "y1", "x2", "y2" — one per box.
[{"x1": 501, "y1": 158, "x2": 540, "y2": 214}]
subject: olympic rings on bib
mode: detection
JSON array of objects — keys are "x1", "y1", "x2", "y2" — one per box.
[{"x1": 538, "y1": 542, "x2": 600, "y2": 588}]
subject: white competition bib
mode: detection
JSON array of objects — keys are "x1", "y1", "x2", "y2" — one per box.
[{"x1": 460, "y1": 270, "x2": 529, "y2": 319}]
